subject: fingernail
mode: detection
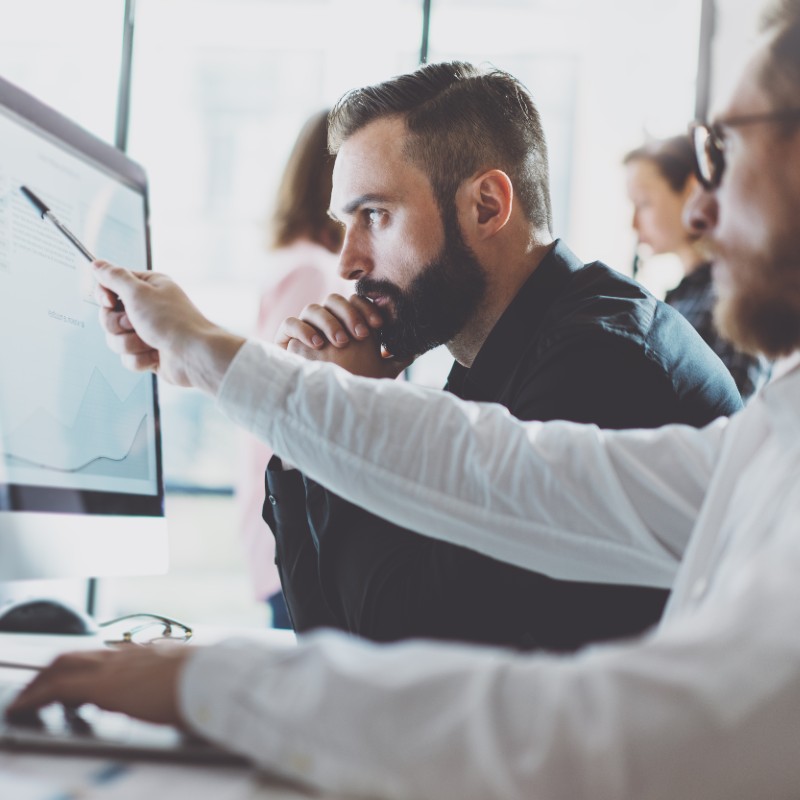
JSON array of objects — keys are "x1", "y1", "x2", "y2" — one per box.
[
  {"x1": 335, "y1": 332, "x2": 349, "y2": 344},
  {"x1": 312, "y1": 335, "x2": 324, "y2": 347},
  {"x1": 355, "y1": 324, "x2": 368, "y2": 337}
]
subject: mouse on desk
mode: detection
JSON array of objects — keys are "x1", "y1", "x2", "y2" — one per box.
[{"x1": 0, "y1": 598, "x2": 100, "y2": 635}]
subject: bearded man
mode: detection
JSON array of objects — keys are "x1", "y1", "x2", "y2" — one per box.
[{"x1": 264, "y1": 61, "x2": 741, "y2": 651}]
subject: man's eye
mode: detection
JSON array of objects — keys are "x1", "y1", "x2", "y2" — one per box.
[{"x1": 365, "y1": 209, "x2": 384, "y2": 226}]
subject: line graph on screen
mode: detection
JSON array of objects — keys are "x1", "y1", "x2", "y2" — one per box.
[{"x1": 2, "y1": 367, "x2": 151, "y2": 481}]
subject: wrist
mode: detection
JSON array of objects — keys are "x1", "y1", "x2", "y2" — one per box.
[{"x1": 184, "y1": 324, "x2": 247, "y2": 396}]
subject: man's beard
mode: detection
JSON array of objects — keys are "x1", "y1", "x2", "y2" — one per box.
[
  {"x1": 711, "y1": 240, "x2": 800, "y2": 359},
  {"x1": 355, "y1": 215, "x2": 487, "y2": 360}
]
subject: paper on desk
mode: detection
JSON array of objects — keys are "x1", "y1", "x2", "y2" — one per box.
[
  {"x1": 0, "y1": 752, "x2": 115, "y2": 799},
  {"x1": 0, "y1": 752, "x2": 328, "y2": 799},
  {"x1": 92, "y1": 763, "x2": 325, "y2": 800},
  {"x1": 0, "y1": 770, "x2": 64, "y2": 800}
]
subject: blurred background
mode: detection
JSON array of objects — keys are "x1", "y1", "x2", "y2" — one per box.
[{"x1": 0, "y1": 0, "x2": 766, "y2": 627}]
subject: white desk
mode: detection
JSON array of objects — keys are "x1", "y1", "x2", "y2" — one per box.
[{"x1": 0, "y1": 629, "x2": 353, "y2": 799}]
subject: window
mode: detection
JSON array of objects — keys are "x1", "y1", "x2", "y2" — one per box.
[
  {"x1": 128, "y1": 0, "x2": 424, "y2": 489},
  {"x1": 0, "y1": 0, "x2": 703, "y2": 625}
]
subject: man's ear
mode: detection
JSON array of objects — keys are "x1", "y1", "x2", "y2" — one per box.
[{"x1": 461, "y1": 169, "x2": 514, "y2": 239}]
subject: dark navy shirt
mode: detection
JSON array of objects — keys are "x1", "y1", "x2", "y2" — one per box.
[
  {"x1": 664, "y1": 262, "x2": 771, "y2": 401},
  {"x1": 263, "y1": 240, "x2": 742, "y2": 651}
]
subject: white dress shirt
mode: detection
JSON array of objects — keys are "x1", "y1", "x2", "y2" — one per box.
[{"x1": 179, "y1": 341, "x2": 800, "y2": 799}]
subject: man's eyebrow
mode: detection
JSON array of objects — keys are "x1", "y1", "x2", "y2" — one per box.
[{"x1": 330, "y1": 193, "x2": 393, "y2": 220}]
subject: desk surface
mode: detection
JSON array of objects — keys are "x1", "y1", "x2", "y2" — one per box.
[{"x1": 0, "y1": 627, "x2": 353, "y2": 799}]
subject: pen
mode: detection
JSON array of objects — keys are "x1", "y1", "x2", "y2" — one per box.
[
  {"x1": 0, "y1": 659, "x2": 43, "y2": 671},
  {"x1": 19, "y1": 185, "x2": 95, "y2": 261},
  {"x1": 20, "y1": 184, "x2": 123, "y2": 310}
]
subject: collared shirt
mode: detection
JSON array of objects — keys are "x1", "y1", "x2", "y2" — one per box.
[
  {"x1": 177, "y1": 343, "x2": 800, "y2": 799},
  {"x1": 264, "y1": 241, "x2": 741, "y2": 650},
  {"x1": 665, "y1": 263, "x2": 772, "y2": 400}
]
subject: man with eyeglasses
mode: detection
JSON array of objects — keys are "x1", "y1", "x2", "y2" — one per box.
[{"x1": 8, "y1": 0, "x2": 800, "y2": 797}]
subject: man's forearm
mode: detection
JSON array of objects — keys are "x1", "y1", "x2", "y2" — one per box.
[
  {"x1": 181, "y1": 546, "x2": 800, "y2": 800},
  {"x1": 217, "y1": 341, "x2": 716, "y2": 587}
]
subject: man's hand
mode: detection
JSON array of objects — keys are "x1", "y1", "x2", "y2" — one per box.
[
  {"x1": 276, "y1": 293, "x2": 409, "y2": 379},
  {"x1": 5, "y1": 646, "x2": 192, "y2": 727},
  {"x1": 92, "y1": 261, "x2": 245, "y2": 394}
]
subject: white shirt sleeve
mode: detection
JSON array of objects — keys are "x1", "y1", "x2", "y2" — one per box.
[
  {"x1": 217, "y1": 340, "x2": 727, "y2": 588},
  {"x1": 180, "y1": 504, "x2": 800, "y2": 800}
]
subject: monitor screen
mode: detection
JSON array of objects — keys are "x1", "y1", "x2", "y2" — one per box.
[{"x1": 0, "y1": 75, "x2": 167, "y2": 581}]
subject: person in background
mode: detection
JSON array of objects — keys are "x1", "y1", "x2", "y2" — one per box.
[
  {"x1": 624, "y1": 134, "x2": 771, "y2": 400},
  {"x1": 235, "y1": 109, "x2": 345, "y2": 628}
]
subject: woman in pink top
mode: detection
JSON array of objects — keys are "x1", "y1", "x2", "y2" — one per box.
[{"x1": 235, "y1": 109, "x2": 345, "y2": 626}]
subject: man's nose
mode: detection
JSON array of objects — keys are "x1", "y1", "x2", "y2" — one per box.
[
  {"x1": 338, "y1": 230, "x2": 372, "y2": 281},
  {"x1": 683, "y1": 183, "x2": 718, "y2": 235}
]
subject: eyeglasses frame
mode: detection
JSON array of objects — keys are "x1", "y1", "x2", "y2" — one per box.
[
  {"x1": 689, "y1": 108, "x2": 800, "y2": 190},
  {"x1": 99, "y1": 612, "x2": 193, "y2": 646}
]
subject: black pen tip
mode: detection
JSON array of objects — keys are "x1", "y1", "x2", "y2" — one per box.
[{"x1": 19, "y1": 185, "x2": 49, "y2": 218}]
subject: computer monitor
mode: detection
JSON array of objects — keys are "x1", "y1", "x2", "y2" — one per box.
[{"x1": 0, "y1": 74, "x2": 168, "y2": 582}]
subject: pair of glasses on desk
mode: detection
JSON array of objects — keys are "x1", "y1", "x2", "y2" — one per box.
[
  {"x1": 0, "y1": 613, "x2": 193, "y2": 674},
  {"x1": 98, "y1": 613, "x2": 193, "y2": 646}
]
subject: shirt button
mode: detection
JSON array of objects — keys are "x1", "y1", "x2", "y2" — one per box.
[{"x1": 268, "y1": 494, "x2": 278, "y2": 506}]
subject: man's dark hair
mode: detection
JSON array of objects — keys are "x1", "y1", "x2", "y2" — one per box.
[
  {"x1": 328, "y1": 61, "x2": 552, "y2": 232},
  {"x1": 760, "y1": 0, "x2": 800, "y2": 105},
  {"x1": 623, "y1": 135, "x2": 695, "y2": 193}
]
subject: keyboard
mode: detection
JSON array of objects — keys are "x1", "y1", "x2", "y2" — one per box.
[{"x1": 0, "y1": 680, "x2": 246, "y2": 764}]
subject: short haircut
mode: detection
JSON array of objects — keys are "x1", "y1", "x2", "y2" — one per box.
[
  {"x1": 328, "y1": 61, "x2": 552, "y2": 232},
  {"x1": 760, "y1": 0, "x2": 800, "y2": 107},
  {"x1": 270, "y1": 109, "x2": 343, "y2": 251},
  {"x1": 623, "y1": 135, "x2": 696, "y2": 193}
]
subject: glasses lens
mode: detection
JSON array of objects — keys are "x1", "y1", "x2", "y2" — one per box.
[
  {"x1": 692, "y1": 123, "x2": 727, "y2": 189},
  {"x1": 691, "y1": 124, "x2": 716, "y2": 188}
]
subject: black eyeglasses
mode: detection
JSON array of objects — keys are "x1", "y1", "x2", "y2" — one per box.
[{"x1": 689, "y1": 108, "x2": 800, "y2": 190}]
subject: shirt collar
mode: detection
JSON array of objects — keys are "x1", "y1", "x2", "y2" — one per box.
[
  {"x1": 768, "y1": 351, "x2": 800, "y2": 382},
  {"x1": 759, "y1": 351, "x2": 800, "y2": 434},
  {"x1": 445, "y1": 239, "x2": 582, "y2": 402}
]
